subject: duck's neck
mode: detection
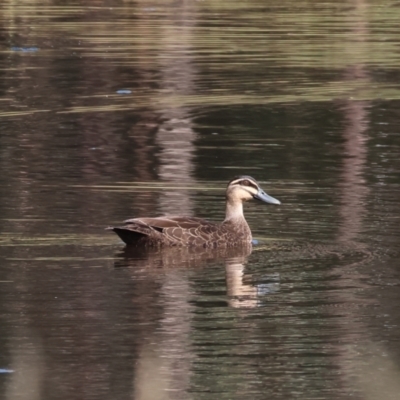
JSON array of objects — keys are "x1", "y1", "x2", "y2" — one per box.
[{"x1": 224, "y1": 199, "x2": 245, "y2": 221}]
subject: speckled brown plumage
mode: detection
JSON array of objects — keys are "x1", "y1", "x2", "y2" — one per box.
[{"x1": 108, "y1": 176, "x2": 280, "y2": 247}]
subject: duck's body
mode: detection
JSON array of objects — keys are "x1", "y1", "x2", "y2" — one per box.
[
  {"x1": 111, "y1": 215, "x2": 252, "y2": 247},
  {"x1": 108, "y1": 176, "x2": 280, "y2": 248}
]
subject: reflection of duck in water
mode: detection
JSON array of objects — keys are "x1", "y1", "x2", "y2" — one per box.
[
  {"x1": 115, "y1": 244, "x2": 281, "y2": 308},
  {"x1": 114, "y1": 244, "x2": 273, "y2": 308},
  {"x1": 115, "y1": 244, "x2": 253, "y2": 269},
  {"x1": 108, "y1": 176, "x2": 280, "y2": 247}
]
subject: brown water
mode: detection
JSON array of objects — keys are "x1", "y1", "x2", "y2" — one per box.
[{"x1": 1, "y1": 1, "x2": 400, "y2": 399}]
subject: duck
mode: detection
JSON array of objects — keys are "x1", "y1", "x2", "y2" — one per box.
[{"x1": 107, "y1": 175, "x2": 280, "y2": 247}]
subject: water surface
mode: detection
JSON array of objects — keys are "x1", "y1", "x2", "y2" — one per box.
[{"x1": 1, "y1": 1, "x2": 400, "y2": 399}]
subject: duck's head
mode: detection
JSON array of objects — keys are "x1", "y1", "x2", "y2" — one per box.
[{"x1": 226, "y1": 175, "x2": 281, "y2": 205}]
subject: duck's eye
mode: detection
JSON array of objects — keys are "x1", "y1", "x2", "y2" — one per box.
[{"x1": 241, "y1": 180, "x2": 250, "y2": 186}]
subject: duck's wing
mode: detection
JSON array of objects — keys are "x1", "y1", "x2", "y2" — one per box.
[
  {"x1": 125, "y1": 216, "x2": 222, "y2": 246},
  {"x1": 124, "y1": 216, "x2": 207, "y2": 229},
  {"x1": 109, "y1": 216, "x2": 221, "y2": 246}
]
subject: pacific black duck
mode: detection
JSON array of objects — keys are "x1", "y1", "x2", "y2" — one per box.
[{"x1": 108, "y1": 175, "x2": 280, "y2": 247}]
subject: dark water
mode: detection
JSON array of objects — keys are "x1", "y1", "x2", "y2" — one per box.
[{"x1": 1, "y1": 1, "x2": 400, "y2": 399}]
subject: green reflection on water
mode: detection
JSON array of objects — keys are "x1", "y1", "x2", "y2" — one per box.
[{"x1": 1, "y1": 0, "x2": 400, "y2": 117}]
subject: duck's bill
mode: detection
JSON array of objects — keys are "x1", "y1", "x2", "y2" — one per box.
[{"x1": 254, "y1": 189, "x2": 281, "y2": 205}]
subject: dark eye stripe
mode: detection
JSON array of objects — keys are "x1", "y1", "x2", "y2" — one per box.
[
  {"x1": 240, "y1": 179, "x2": 258, "y2": 190},
  {"x1": 228, "y1": 177, "x2": 259, "y2": 190}
]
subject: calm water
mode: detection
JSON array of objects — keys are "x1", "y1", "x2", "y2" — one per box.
[{"x1": 1, "y1": 1, "x2": 400, "y2": 399}]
